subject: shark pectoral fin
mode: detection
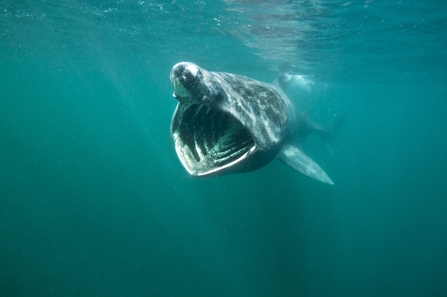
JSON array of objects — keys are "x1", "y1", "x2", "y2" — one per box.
[{"x1": 277, "y1": 144, "x2": 334, "y2": 185}]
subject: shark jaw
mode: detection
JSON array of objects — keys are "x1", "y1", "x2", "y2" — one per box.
[{"x1": 171, "y1": 103, "x2": 256, "y2": 176}]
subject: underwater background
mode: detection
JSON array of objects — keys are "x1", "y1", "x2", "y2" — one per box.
[{"x1": 1, "y1": 0, "x2": 446, "y2": 296}]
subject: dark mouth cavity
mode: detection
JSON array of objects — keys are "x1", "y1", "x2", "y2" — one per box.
[{"x1": 178, "y1": 104, "x2": 254, "y2": 166}]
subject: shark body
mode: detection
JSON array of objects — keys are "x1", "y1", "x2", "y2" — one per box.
[{"x1": 169, "y1": 62, "x2": 334, "y2": 184}]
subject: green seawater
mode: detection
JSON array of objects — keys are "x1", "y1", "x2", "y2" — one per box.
[{"x1": 1, "y1": 1, "x2": 447, "y2": 296}]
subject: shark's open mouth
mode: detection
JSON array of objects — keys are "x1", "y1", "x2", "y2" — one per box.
[{"x1": 172, "y1": 103, "x2": 256, "y2": 176}]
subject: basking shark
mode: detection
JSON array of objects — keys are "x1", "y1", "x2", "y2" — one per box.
[{"x1": 169, "y1": 62, "x2": 336, "y2": 184}]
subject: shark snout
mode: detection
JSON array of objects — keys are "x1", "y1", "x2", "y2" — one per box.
[
  {"x1": 170, "y1": 62, "x2": 200, "y2": 84},
  {"x1": 171, "y1": 62, "x2": 208, "y2": 101}
]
